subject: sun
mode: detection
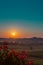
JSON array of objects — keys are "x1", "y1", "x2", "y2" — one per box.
[{"x1": 11, "y1": 32, "x2": 16, "y2": 36}]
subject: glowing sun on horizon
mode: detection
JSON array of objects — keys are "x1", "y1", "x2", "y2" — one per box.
[{"x1": 11, "y1": 32, "x2": 16, "y2": 36}]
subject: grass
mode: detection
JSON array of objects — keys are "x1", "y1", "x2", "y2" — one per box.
[
  {"x1": 29, "y1": 51, "x2": 43, "y2": 58},
  {"x1": 33, "y1": 59, "x2": 43, "y2": 65},
  {"x1": 28, "y1": 51, "x2": 43, "y2": 65},
  {"x1": 13, "y1": 49, "x2": 43, "y2": 65}
]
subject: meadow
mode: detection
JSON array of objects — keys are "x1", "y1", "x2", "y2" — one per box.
[
  {"x1": 0, "y1": 42, "x2": 33, "y2": 65},
  {"x1": 0, "y1": 41, "x2": 43, "y2": 65},
  {"x1": 29, "y1": 51, "x2": 43, "y2": 65}
]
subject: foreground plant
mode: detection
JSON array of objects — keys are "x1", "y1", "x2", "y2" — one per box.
[{"x1": 0, "y1": 43, "x2": 34, "y2": 65}]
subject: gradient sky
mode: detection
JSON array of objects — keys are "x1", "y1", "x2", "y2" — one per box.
[{"x1": 0, "y1": 0, "x2": 43, "y2": 38}]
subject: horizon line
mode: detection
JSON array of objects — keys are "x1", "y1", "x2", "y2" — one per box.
[{"x1": 0, "y1": 37, "x2": 43, "y2": 39}]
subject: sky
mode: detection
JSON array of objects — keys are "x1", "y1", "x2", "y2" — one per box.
[{"x1": 0, "y1": 0, "x2": 43, "y2": 38}]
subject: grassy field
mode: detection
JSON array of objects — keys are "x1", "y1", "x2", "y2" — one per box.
[
  {"x1": 14, "y1": 50, "x2": 43, "y2": 65},
  {"x1": 28, "y1": 51, "x2": 43, "y2": 65},
  {"x1": 33, "y1": 59, "x2": 43, "y2": 65}
]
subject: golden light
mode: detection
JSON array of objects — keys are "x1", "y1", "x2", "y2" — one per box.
[
  {"x1": 11, "y1": 32, "x2": 16, "y2": 36},
  {"x1": 9, "y1": 32, "x2": 16, "y2": 38}
]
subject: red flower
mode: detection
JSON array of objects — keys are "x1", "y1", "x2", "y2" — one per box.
[
  {"x1": 17, "y1": 54, "x2": 26, "y2": 60},
  {"x1": 8, "y1": 50, "x2": 15, "y2": 56},
  {"x1": 21, "y1": 50, "x2": 29, "y2": 59},
  {"x1": 8, "y1": 51, "x2": 13, "y2": 56},
  {"x1": 10, "y1": 49, "x2": 19, "y2": 56},
  {"x1": 28, "y1": 60, "x2": 33, "y2": 65},
  {"x1": 3, "y1": 45, "x2": 8, "y2": 50},
  {"x1": 0, "y1": 45, "x2": 2, "y2": 51},
  {"x1": 15, "y1": 51, "x2": 19, "y2": 56}
]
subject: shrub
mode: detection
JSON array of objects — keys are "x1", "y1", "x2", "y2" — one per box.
[{"x1": 0, "y1": 44, "x2": 33, "y2": 65}]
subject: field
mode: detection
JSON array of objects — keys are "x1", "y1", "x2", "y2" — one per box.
[
  {"x1": 8, "y1": 44, "x2": 43, "y2": 65},
  {"x1": 10, "y1": 48, "x2": 43, "y2": 65},
  {"x1": 28, "y1": 51, "x2": 43, "y2": 65},
  {"x1": 0, "y1": 40, "x2": 43, "y2": 65}
]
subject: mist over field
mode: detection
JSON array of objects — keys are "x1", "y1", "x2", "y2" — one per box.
[{"x1": 0, "y1": 37, "x2": 43, "y2": 51}]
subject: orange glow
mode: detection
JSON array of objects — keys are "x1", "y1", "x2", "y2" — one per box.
[
  {"x1": 1, "y1": 30, "x2": 42, "y2": 38},
  {"x1": 9, "y1": 32, "x2": 16, "y2": 38},
  {"x1": 11, "y1": 32, "x2": 16, "y2": 36},
  {"x1": 1, "y1": 31, "x2": 32, "y2": 38}
]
